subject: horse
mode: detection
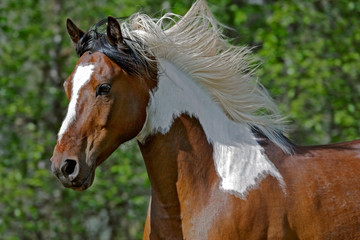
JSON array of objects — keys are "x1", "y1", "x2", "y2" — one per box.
[{"x1": 50, "y1": 0, "x2": 360, "y2": 239}]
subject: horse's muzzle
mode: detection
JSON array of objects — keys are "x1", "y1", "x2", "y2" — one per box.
[{"x1": 51, "y1": 157, "x2": 94, "y2": 191}]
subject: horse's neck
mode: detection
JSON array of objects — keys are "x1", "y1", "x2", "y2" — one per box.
[
  {"x1": 137, "y1": 58, "x2": 284, "y2": 198},
  {"x1": 138, "y1": 114, "x2": 213, "y2": 239},
  {"x1": 136, "y1": 59, "x2": 285, "y2": 237}
]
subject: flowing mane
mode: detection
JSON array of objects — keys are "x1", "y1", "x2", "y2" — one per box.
[
  {"x1": 75, "y1": 0, "x2": 291, "y2": 153},
  {"x1": 118, "y1": 0, "x2": 290, "y2": 153}
]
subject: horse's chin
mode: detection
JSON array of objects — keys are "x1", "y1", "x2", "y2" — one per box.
[{"x1": 69, "y1": 171, "x2": 96, "y2": 191}]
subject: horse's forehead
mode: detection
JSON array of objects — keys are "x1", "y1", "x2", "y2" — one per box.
[{"x1": 74, "y1": 52, "x2": 119, "y2": 82}]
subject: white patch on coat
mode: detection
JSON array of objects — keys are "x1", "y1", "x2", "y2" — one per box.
[
  {"x1": 57, "y1": 64, "x2": 95, "y2": 142},
  {"x1": 137, "y1": 59, "x2": 284, "y2": 198},
  {"x1": 189, "y1": 184, "x2": 230, "y2": 239}
]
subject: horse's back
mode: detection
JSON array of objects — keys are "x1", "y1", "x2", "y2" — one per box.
[{"x1": 281, "y1": 140, "x2": 360, "y2": 239}]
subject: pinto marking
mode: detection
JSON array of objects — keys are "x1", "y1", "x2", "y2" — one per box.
[{"x1": 137, "y1": 59, "x2": 284, "y2": 198}]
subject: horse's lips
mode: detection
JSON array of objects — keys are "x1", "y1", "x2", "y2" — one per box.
[{"x1": 70, "y1": 171, "x2": 96, "y2": 191}]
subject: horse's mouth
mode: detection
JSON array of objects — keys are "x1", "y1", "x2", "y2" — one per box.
[
  {"x1": 70, "y1": 172, "x2": 96, "y2": 191},
  {"x1": 55, "y1": 169, "x2": 95, "y2": 191}
]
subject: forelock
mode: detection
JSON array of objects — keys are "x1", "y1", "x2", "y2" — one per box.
[{"x1": 75, "y1": 18, "x2": 156, "y2": 78}]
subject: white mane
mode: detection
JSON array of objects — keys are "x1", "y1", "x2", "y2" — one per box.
[
  {"x1": 121, "y1": 0, "x2": 290, "y2": 153},
  {"x1": 114, "y1": 0, "x2": 294, "y2": 197}
]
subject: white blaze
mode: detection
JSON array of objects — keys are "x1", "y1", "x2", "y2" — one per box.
[{"x1": 57, "y1": 64, "x2": 95, "y2": 142}]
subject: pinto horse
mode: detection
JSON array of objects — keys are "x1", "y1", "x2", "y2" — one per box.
[{"x1": 50, "y1": 0, "x2": 360, "y2": 239}]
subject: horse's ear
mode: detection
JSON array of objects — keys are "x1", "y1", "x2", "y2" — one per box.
[
  {"x1": 66, "y1": 18, "x2": 85, "y2": 44},
  {"x1": 106, "y1": 16, "x2": 124, "y2": 47}
]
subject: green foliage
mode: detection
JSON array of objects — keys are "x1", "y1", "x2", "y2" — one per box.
[
  {"x1": 255, "y1": 0, "x2": 360, "y2": 144},
  {"x1": 1, "y1": 0, "x2": 359, "y2": 239}
]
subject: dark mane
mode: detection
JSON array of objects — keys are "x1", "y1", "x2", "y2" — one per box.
[
  {"x1": 75, "y1": 18, "x2": 155, "y2": 77},
  {"x1": 251, "y1": 125, "x2": 294, "y2": 153}
]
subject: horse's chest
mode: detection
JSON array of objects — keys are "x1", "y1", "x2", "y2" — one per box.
[{"x1": 180, "y1": 190, "x2": 291, "y2": 240}]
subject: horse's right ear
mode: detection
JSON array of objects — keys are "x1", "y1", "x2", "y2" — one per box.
[{"x1": 66, "y1": 18, "x2": 85, "y2": 44}]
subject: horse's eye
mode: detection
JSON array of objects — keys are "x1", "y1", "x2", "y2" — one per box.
[{"x1": 96, "y1": 84, "x2": 111, "y2": 96}]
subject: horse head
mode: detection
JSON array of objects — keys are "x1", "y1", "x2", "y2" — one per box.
[{"x1": 50, "y1": 17, "x2": 156, "y2": 190}]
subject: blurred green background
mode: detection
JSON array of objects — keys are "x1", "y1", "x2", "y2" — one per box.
[{"x1": 1, "y1": 0, "x2": 359, "y2": 239}]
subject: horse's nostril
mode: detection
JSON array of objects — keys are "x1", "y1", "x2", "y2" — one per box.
[{"x1": 61, "y1": 159, "x2": 77, "y2": 176}]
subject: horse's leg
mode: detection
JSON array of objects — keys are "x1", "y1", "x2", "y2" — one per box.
[{"x1": 143, "y1": 197, "x2": 151, "y2": 240}]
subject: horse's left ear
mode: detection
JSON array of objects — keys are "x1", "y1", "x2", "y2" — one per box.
[
  {"x1": 66, "y1": 18, "x2": 85, "y2": 45},
  {"x1": 106, "y1": 16, "x2": 124, "y2": 47}
]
